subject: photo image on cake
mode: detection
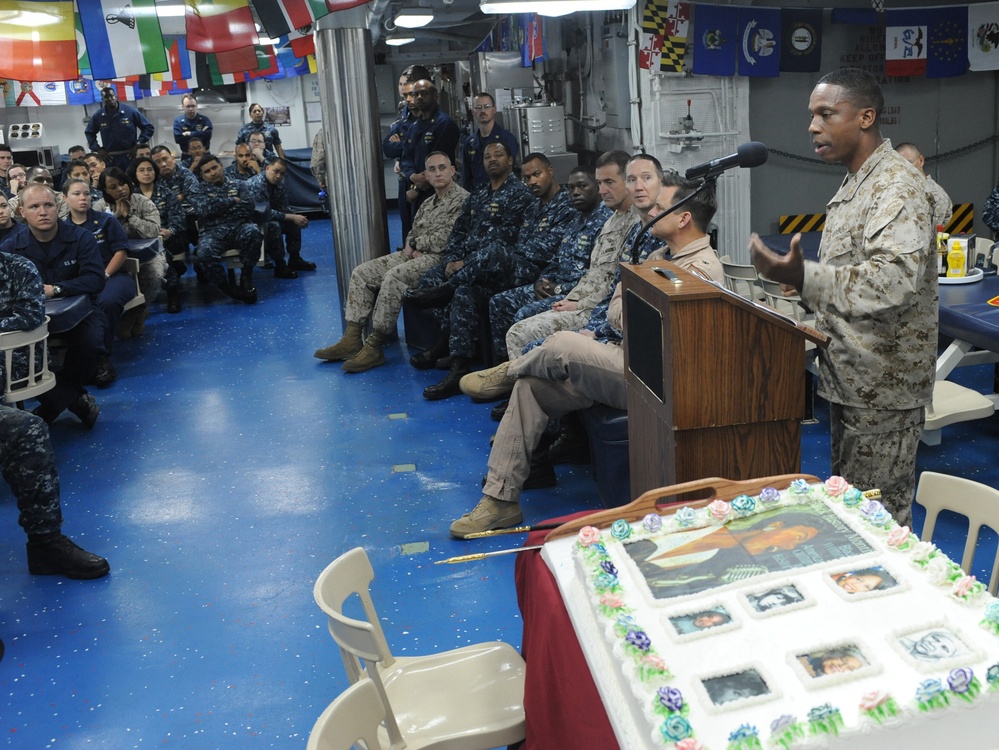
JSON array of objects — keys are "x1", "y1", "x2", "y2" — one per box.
[
  {"x1": 623, "y1": 501, "x2": 873, "y2": 599},
  {"x1": 702, "y1": 668, "x2": 771, "y2": 706},
  {"x1": 830, "y1": 565, "x2": 898, "y2": 594},
  {"x1": 796, "y1": 644, "x2": 869, "y2": 678},
  {"x1": 669, "y1": 606, "x2": 732, "y2": 635},
  {"x1": 898, "y1": 627, "x2": 973, "y2": 665},
  {"x1": 746, "y1": 584, "x2": 805, "y2": 613}
]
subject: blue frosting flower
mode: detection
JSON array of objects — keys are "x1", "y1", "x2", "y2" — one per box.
[
  {"x1": 728, "y1": 724, "x2": 758, "y2": 741},
  {"x1": 842, "y1": 488, "x2": 863, "y2": 506},
  {"x1": 867, "y1": 508, "x2": 891, "y2": 527},
  {"x1": 770, "y1": 714, "x2": 795, "y2": 733},
  {"x1": 610, "y1": 519, "x2": 632, "y2": 540},
  {"x1": 600, "y1": 560, "x2": 618, "y2": 576},
  {"x1": 616, "y1": 613, "x2": 637, "y2": 629},
  {"x1": 675, "y1": 507, "x2": 696, "y2": 527},
  {"x1": 626, "y1": 629, "x2": 651, "y2": 651},
  {"x1": 657, "y1": 686, "x2": 683, "y2": 712},
  {"x1": 594, "y1": 572, "x2": 617, "y2": 589},
  {"x1": 759, "y1": 487, "x2": 781, "y2": 504},
  {"x1": 987, "y1": 663, "x2": 999, "y2": 684},
  {"x1": 789, "y1": 479, "x2": 811, "y2": 495},
  {"x1": 661, "y1": 714, "x2": 691, "y2": 741},
  {"x1": 984, "y1": 602, "x2": 999, "y2": 624},
  {"x1": 860, "y1": 499, "x2": 884, "y2": 518},
  {"x1": 948, "y1": 667, "x2": 974, "y2": 694},
  {"x1": 807, "y1": 704, "x2": 837, "y2": 722},
  {"x1": 917, "y1": 678, "x2": 945, "y2": 703},
  {"x1": 591, "y1": 542, "x2": 606, "y2": 555},
  {"x1": 732, "y1": 495, "x2": 757, "y2": 514},
  {"x1": 642, "y1": 513, "x2": 662, "y2": 532}
]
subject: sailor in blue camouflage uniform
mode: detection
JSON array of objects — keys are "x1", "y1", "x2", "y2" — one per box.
[
  {"x1": 488, "y1": 166, "x2": 610, "y2": 361},
  {"x1": 152, "y1": 145, "x2": 201, "y2": 255},
  {"x1": 224, "y1": 144, "x2": 260, "y2": 183},
  {"x1": 0, "y1": 250, "x2": 110, "y2": 579},
  {"x1": 246, "y1": 158, "x2": 315, "y2": 279},
  {"x1": 191, "y1": 154, "x2": 262, "y2": 304},
  {"x1": 236, "y1": 103, "x2": 285, "y2": 160},
  {"x1": 461, "y1": 92, "x2": 520, "y2": 191}
]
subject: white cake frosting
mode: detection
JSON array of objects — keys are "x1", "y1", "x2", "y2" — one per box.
[{"x1": 573, "y1": 478, "x2": 999, "y2": 749}]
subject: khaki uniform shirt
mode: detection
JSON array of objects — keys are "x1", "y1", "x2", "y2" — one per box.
[
  {"x1": 565, "y1": 205, "x2": 638, "y2": 312},
  {"x1": 801, "y1": 139, "x2": 937, "y2": 411}
]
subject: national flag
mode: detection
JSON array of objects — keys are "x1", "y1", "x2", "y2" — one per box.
[
  {"x1": 268, "y1": 47, "x2": 311, "y2": 79},
  {"x1": 253, "y1": 0, "x2": 330, "y2": 38},
  {"x1": 213, "y1": 45, "x2": 259, "y2": 74},
  {"x1": 886, "y1": 7, "x2": 968, "y2": 78},
  {"x1": 185, "y1": 0, "x2": 258, "y2": 53},
  {"x1": 247, "y1": 46, "x2": 280, "y2": 79},
  {"x1": 152, "y1": 37, "x2": 197, "y2": 91},
  {"x1": 204, "y1": 53, "x2": 248, "y2": 85},
  {"x1": 0, "y1": 1, "x2": 79, "y2": 81},
  {"x1": 780, "y1": 7, "x2": 822, "y2": 72},
  {"x1": 660, "y1": 1, "x2": 689, "y2": 73},
  {"x1": 692, "y1": 4, "x2": 738, "y2": 76},
  {"x1": 289, "y1": 28, "x2": 316, "y2": 57},
  {"x1": 95, "y1": 78, "x2": 142, "y2": 101},
  {"x1": 969, "y1": 1, "x2": 999, "y2": 71},
  {"x1": 78, "y1": 0, "x2": 167, "y2": 78},
  {"x1": 65, "y1": 77, "x2": 96, "y2": 105},
  {"x1": 75, "y1": 10, "x2": 92, "y2": 78},
  {"x1": 738, "y1": 7, "x2": 780, "y2": 77},
  {"x1": 520, "y1": 14, "x2": 546, "y2": 66}
]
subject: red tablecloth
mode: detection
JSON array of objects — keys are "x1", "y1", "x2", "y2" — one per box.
[{"x1": 514, "y1": 511, "x2": 617, "y2": 749}]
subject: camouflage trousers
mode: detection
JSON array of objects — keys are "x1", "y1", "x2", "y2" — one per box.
[
  {"x1": 263, "y1": 219, "x2": 303, "y2": 265},
  {"x1": 345, "y1": 251, "x2": 439, "y2": 335},
  {"x1": 138, "y1": 247, "x2": 168, "y2": 303},
  {"x1": 505, "y1": 308, "x2": 589, "y2": 360},
  {"x1": 195, "y1": 224, "x2": 264, "y2": 286},
  {"x1": 828, "y1": 403, "x2": 925, "y2": 528},
  {"x1": 0, "y1": 406, "x2": 62, "y2": 536},
  {"x1": 488, "y1": 285, "x2": 566, "y2": 361}
]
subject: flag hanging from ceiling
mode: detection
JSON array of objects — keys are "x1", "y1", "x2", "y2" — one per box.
[
  {"x1": 738, "y1": 7, "x2": 781, "y2": 77},
  {"x1": 65, "y1": 77, "x2": 96, "y2": 105},
  {"x1": 253, "y1": 0, "x2": 329, "y2": 38},
  {"x1": 3, "y1": 80, "x2": 69, "y2": 107},
  {"x1": 289, "y1": 27, "x2": 316, "y2": 57},
  {"x1": 203, "y1": 53, "x2": 248, "y2": 85},
  {"x1": 640, "y1": 0, "x2": 668, "y2": 70},
  {"x1": 78, "y1": 0, "x2": 167, "y2": 78},
  {"x1": 247, "y1": 46, "x2": 280, "y2": 79},
  {"x1": 185, "y1": 0, "x2": 258, "y2": 53},
  {"x1": 886, "y1": 6, "x2": 967, "y2": 78},
  {"x1": 212, "y1": 45, "x2": 258, "y2": 74},
  {"x1": 152, "y1": 37, "x2": 198, "y2": 92},
  {"x1": 0, "y1": 1, "x2": 79, "y2": 81},
  {"x1": 692, "y1": 3, "x2": 738, "y2": 76},
  {"x1": 660, "y1": 1, "x2": 690, "y2": 73},
  {"x1": 780, "y1": 7, "x2": 821, "y2": 72},
  {"x1": 969, "y1": 1, "x2": 999, "y2": 71},
  {"x1": 520, "y1": 14, "x2": 546, "y2": 66},
  {"x1": 268, "y1": 47, "x2": 312, "y2": 79}
]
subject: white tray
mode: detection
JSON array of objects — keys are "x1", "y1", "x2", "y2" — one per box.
[{"x1": 940, "y1": 267, "x2": 984, "y2": 285}]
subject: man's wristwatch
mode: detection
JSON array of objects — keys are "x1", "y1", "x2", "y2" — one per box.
[{"x1": 52, "y1": 285, "x2": 62, "y2": 297}]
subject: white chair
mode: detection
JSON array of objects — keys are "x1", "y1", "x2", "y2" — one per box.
[
  {"x1": 914, "y1": 471, "x2": 999, "y2": 595},
  {"x1": 121, "y1": 256, "x2": 146, "y2": 313},
  {"x1": 720, "y1": 255, "x2": 764, "y2": 300},
  {"x1": 307, "y1": 678, "x2": 387, "y2": 750},
  {"x1": 313, "y1": 547, "x2": 526, "y2": 750},
  {"x1": 1, "y1": 317, "x2": 56, "y2": 406},
  {"x1": 921, "y1": 380, "x2": 995, "y2": 446}
]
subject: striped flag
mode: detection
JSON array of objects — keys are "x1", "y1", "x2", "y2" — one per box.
[
  {"x1": 289, "y1": 27, "x2": 316, "y2": 57},
  {"x1": 0, "y1": 1, "x2": 79, "y2": 81},
  {"x1": 253, "y1": 0, "x2": 332, "y2": 38},
  {"x1": 78, "y1": 0, "x2": 167, "y2": 78},
  {"x1": 185, "y1": 0, "x2": 258, "y2": 53},
  {"x1": 152, "y1": 37, "x2": 198, "y2": 92},
  {"x1": 204, "y1": 53, "x2": 248, "y2": 85},
  {"x1": 4, "y1": 80, "x2": 68, "y2": 106},
  {"x1": 95, "y1": 78, "x2": 142, "y2": 101}
]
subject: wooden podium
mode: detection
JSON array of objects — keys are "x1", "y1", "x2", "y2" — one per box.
[{"x1": 621, "y1": 261, "x2": 828, "y2": 499}]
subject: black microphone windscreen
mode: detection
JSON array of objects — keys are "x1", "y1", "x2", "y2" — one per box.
[{"x1": 737, "y1": 141, "x2": 769, "y2": 168}]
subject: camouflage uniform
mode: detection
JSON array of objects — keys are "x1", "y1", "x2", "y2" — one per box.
[
  {"x1": 924, "y1": 175, "x2": 952, "y2": 230},
  {"x1": 192, "y1": 178, "x2": 263, "y2": 286},
  {"x1": 488, "y1": 203, "x2": 613, "y2": 360},
  {"x1": 145, "y1": 182, "x2": 186, "y2": 293},
  {"x1": 224, "y1": 163, "x2": 257, "y2": 183},
  {"x1": 399, "y1": 104, "x2": 461, "y2": 229},
  {"x1": 0, "y1": 250, "x2": 45, "y2": 386},
  {"x1": 114, "y1": 192, "x2": 166, "y2": 303},
  {"x1": 505, "y1": 206, "x2": 638, "y2": 359},
  {"x1": 461, "y1": 125, "x2": 519, "y2": 191},
  {"x1": 236, "y1": 122, "x2": 282, "y2": 159},
  {"x1": 801, "y1": 140, "x2": 937, "y2": 527},
  {"x1": 343, "y1": 182, "x2": 468, "y2": 334},
  {"x1": 246, "y1": 172, "x2": 303, "y2": 267},
  {"x1": 0, "y1": 405, "x2": 63, "y2": 536}
]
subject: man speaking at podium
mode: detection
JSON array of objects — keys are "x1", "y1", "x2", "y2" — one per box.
[{"x1": 749, "y1": 68, "x2": 936, "y2": 528}]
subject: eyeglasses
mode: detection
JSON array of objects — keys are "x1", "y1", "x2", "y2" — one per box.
[{"x1": 473, "y1": 104, "x2": 495, "y2": 111}]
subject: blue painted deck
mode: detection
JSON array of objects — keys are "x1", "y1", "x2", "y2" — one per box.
[{"x1": 1, "y1": 214, "x2": 996, "y2": 748}]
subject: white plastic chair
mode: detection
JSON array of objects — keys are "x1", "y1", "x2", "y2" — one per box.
[
  {"x1": 121, "y1": 256, "x2": 146, "y2": 313},
  {"x1": 720, "y1": 255, "x2": 764, "y2": 300},
  {"x1": 313, "y1": 547, "x2": 526, "y2": 750},
  {"x1": 914, "y1": 471, "x2": 999, "y2": 595},
  {"x1": 921, "y1": 381, "x2": 995, "y2": 446},
  {"x1": 1, "y1": 317, "x2": 56, "y2": 406},
  {"x1": 307, "y1": 678, "x2": 387, "y2": 750}
]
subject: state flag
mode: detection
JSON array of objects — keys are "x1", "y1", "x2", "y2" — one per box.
[
  {"x1": 886, "y1": 7, "x2": 967, "y2": 78},
  {"x1": 692, "y1": 4, "x2": 738, "y2": 76},
  {"x1": 969, "y1": 1, "x2": 999, "y2": 71},
  {"x1": 780, "y1": 7, "x2": 822, "y2": 72},
  {"x1": 738, "y1": 7, "x2": 781, "y2": 77}
]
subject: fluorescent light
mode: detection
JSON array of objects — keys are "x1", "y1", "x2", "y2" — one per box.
[
  {"x1": 394, "y1": 8, "x2": 434, "y2": 28},
  {"x1": 480, "y1": 0, "x2": 636, "y2": 16},
  {"x1": 386, "y1": 35, "x2": 416, "y2": 46},
  {"x1": 153, "y1": 4, "x2": 186, "y2": 17}
]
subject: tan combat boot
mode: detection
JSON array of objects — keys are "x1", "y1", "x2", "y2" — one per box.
[
  {"x1": 314, "y1": 321, "x2": 364, "y2": 361},
  {"x1": 342, "y1": 331, "x2": 387, "y2": 373}
]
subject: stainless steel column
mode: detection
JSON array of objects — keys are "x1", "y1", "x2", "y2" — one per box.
[{"x1": 315, "y1": 10, "x2": 389, "y2": 324}]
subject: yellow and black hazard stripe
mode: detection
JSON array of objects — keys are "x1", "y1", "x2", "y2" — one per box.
[
  {"x1": 943, "y1": 203, "x2": 973, "y2": 235},
  {"x1": 779, "y1": 213, "x2": 825, "y2": 234}
]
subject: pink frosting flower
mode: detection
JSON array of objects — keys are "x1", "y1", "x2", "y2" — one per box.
[
  {"x1": 577, "y1": 526, "x2": 601, "y2": 547},
  {"x1": 955, "y1": 575, "x2": 978, "y2": 598},
  {"x1": 859, "y1": 690, "x2": 890, "y2": 711},
  {"x1": 675, "y1": 740, "x2": 705, "y2": 750},
  {"x1": 642, "y1": 653, "x2": 668, "y2": 671},
  {"x1": 886, "y1": 526, "x2": 911, "y2": 548},
  {"x1": 824, "y1": 475, "x2": 850, "y2": 496},
  {"x1": 707, "y1": 499, "x2": 731, "y2": 521},
  {"x1": 600, "y1": 592, "x2": 625, "y2": 608}
]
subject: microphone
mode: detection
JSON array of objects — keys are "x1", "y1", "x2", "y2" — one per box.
[{"x1": 685, "y1": 141, "x2": 768, "y2": 180}]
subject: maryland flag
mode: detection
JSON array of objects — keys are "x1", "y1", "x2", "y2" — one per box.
[{"x1": 641, "y1": 0, "x2": 689, "y2": 73}]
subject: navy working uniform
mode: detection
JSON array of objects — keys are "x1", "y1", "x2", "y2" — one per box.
[
  {"x1": 246, "y1": 172, "x2": 303, "y2": 271},
  {"x1": 72, "y1": 209, "x2": 133, "y2": 357},
  {"x1": 84, "y1": 103, "x2": 155, "y2": 170},
  {"x1": 224, "y1": 162, "x2": 256, "y2": 182},
  {"x1": 236, "y1": 122, "x2": 281, "y2": 159},
  {"x1": 489, "y1": 202, "x2": 613, "y2": 360},
  {"x1": 173, "y1": 113, "x2": 213, "y2": 153},
  {"x1": 2, "y1": 222, "x2": 106, "y2": 422},
  {"x1": 383, "y1": 103, "x2": 417, "y2": 240},
  {"x1": 399, "y1": 103, "x2": 461, "y2": 228},
  {"x1": 461, "y1": 125, "x2": 519, "y2": 191},
  {"x1": 193, "y1": 178, "x2": 263, "y2": 288},
  {"x1": 145, "y1": 181, "x2": 187, "y2": 294}
]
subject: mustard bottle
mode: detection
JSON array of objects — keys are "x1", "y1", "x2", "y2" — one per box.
[{"x1": 946, "y1": 239, "x2": 966, "y2": 278}]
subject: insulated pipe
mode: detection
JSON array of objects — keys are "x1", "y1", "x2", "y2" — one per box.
[{"x1": 315, "y1": 10, "x2": 389, "y2": 324}]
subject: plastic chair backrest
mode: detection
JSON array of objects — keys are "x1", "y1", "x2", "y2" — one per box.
[
  {"x1": 759, "y1": 277, "x2": 805, "y2": 320},
  {"x1": 720, "y1": 255, "x2": 761, "y2": 300},
  {"x1": 915, "y1": 471, "x2": 999, "y2": 595},
  {"x1": 1, "y1": 317, "x2": 56, "y2": 405},
  {"x1": 122, "y1": 257, "x2": 146, "y2": 313},
  {"x1": 306, "y1": 679, "x2": 387, "y2": 750}
]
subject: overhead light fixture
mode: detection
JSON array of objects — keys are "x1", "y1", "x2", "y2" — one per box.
[
  {"x1": 394, "y1": 8, "x2": 434, "y2": 28},
  {"x1": 386, "y1": 35, "x2": 416, "y2": 46},
  {"x1": 480, "y1": 0, "x2": 636, "y2": 16},
  {"x1": 152, "y1": 4, "x2": 186, "y2": 17}
]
